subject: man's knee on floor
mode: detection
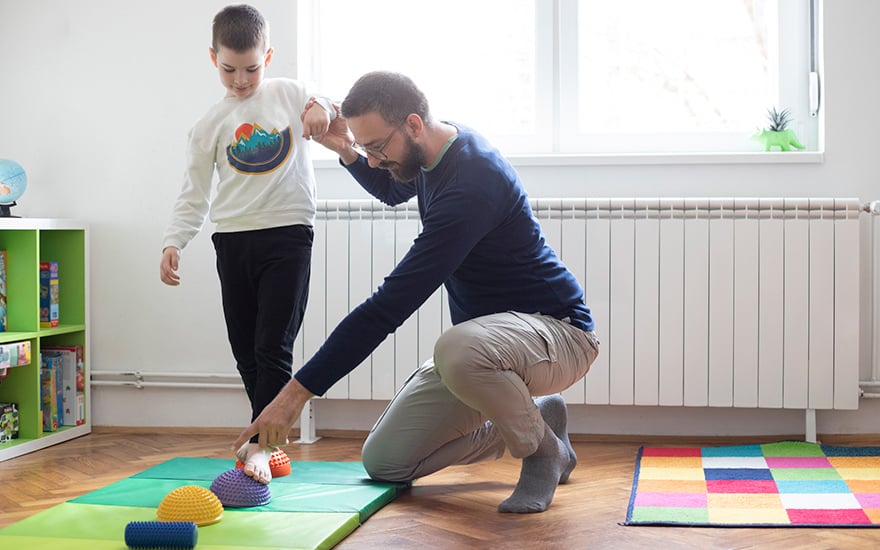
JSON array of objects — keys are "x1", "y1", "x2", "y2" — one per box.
[{"x1": 361, "y1": 438, "x2": 418, "y2": 483}]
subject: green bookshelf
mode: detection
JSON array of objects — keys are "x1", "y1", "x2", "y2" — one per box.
[{"x1": 0, "y1": 219, "x2": 89, "y2": 461}]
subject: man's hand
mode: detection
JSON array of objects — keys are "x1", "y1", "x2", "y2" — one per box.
[
  {"x1": 159, "y1": 246, "x2": 181, "y2": 286},
  {"x1": 232, "y1": 378, "x2": 315, "y2": 451}
]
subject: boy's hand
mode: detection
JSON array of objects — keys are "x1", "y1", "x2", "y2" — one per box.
[
  {"x1": 301, "y1": 98, "x2": 360, "y2": 164},
  {"x1": 159, "y1": 246, "x2": 181, "y2": 286},
  {"x1": 302, "y1": 99, "x2": 332, "y2": 140}
]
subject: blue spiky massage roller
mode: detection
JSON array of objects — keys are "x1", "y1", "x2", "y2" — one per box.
[{"x1": 124, "y1": 521, "x2": 198, "y2": 549}]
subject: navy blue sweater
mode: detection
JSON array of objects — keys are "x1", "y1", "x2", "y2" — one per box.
[{"x1": 294, "y1": 124, "x2": 593, "y2": 396}]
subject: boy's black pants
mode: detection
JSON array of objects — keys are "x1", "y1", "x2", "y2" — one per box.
[{"x1": 212, "y1": 224, "x2": 313, "y2": 435}]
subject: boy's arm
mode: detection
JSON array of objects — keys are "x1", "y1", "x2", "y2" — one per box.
[{"x1": 160, "y1": 127, "x2": 214, "y2": 285}]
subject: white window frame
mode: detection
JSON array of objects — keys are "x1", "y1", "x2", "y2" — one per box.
[
  {"x1": 557, "y1": 0, "x2": 818, "y2": 154},
  {"x1": 297, "y1": 0, "x2": 822, "y2": 164}
]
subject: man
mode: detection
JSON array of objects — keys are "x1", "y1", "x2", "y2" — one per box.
[{"x1": 233, "y1": 71, "x2": 599, "y2": 513}]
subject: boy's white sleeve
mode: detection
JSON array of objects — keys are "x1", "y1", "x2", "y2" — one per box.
[
  {"x1": 161, "y1": 128, "x2": 214, "y2": 251},
  {"x1": 311, "y1": 96, "x2": 338, "y2": 120}
]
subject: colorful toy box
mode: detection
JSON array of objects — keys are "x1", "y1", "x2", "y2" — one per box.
[
  {"x1": 39, "y1": 261, "x2": 59, "y2": 328},
  {"x1": 0, "y1": 250, "x2": 7, "y2": 332},
  {"x1": 0, "y1": 340, "x2": 32, "y2": 378},
  {"x1": 40, "y1": 352, "x2": 63, "y2": 431},
  {"x1": 0, "y1": 402, "x2": 19, "y2": 442},
  {"x1": 42, "y1": 345, "x2": 84, "y2": 426}
]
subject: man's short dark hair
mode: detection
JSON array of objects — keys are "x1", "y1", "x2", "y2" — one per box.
[{"x1": 341, "y1": 71, "x2": 431, "y2": 126}]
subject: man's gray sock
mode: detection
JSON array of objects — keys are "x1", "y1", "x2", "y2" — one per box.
[
  {"x1": 536, "y1": 393, "x2": 577, "y2": 483},
  {"x1": 496, "y1": 394, "x2": 574, "y2": 513}
]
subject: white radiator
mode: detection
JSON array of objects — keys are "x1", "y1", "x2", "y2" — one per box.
[{"x1": 295, "y1": 198, "x2": 862, "y2": 413}]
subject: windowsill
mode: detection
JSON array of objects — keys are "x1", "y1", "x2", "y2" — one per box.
[
  {"x1": 313, "y1": 151, "x2": 824, "y2": 170},
  {"x1": 506, "y1": 151, "x2": 824, "y2": 166}
]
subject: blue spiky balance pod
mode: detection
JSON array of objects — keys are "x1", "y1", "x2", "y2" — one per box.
[
  {"x1": 124, "y1": 521, "x2": 197, "y2": 549},
  {"x1": 210, "y1": 468, "x2": 272, "y2": 507}
]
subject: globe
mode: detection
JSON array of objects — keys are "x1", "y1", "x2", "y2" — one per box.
[{"x1": 0, "y1": 159, "x2": 27, "y2": 217}]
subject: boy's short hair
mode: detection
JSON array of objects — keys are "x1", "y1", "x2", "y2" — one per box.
[
  {"x1": 342, "y1": 71, "x2": 432, "y2": 126},
  {"x1": 212, "y1": 4, "x2": 269, "y2": 53}
]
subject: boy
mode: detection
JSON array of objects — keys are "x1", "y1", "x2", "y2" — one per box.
[{"x1": 160, "y1": 4, "x2": 333, "y2": 484}]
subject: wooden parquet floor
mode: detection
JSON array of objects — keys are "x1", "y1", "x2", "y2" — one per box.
[{"x1": 1, "y1": 429, "x2": 879, "y2": 549}]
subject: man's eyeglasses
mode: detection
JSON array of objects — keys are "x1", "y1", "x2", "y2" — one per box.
[{"x1": 353, "y1": 126, "x2": 400, "y2": 161}]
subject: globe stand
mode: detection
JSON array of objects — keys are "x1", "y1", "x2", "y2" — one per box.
[{"x1": 0, "y1": 202, "x2": 19, "y2": 218}]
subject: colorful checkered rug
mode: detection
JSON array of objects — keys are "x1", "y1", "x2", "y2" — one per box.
[{"x1": 625, "y1": 441, "x2": 880, "y2": 527}]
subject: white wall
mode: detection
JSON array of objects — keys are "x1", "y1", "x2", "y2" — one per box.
[{"x1": 1, "y1": 0, "x2": 879, "y2": 437}]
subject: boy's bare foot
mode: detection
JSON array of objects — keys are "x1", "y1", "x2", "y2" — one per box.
[{"x1": 236, "y1": 442, "x2": 273, "y2": 484}]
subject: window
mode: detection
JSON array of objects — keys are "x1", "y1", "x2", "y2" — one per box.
[{"x1": 298, "y1": 0, "x2": 817, "y2": 156}]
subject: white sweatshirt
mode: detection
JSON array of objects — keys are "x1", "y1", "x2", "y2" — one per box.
[{"x1": 162, "y1": 78, "x2": 319, "y2": 251}]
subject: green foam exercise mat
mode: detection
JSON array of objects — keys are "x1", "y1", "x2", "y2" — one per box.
[
  {"x1": 71, "y1": 476, "x2": 399, "y2": 520},
  {"x1": 132, "y1": 457, "x2": 388, "y2": 486},
  {"x1": 0, "y1": 536, "x2": 136, "y2": 550},
  {"x1": 1, "y1": 460, "x2": 405, "y2": 549},
  {"x1": 0, "y1": 503, "x2": 360, "y2": 549}
]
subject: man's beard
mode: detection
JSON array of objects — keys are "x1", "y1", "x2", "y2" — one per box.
[{"x1": 380, "y1": 132, "x2": 425, "y2": 182}]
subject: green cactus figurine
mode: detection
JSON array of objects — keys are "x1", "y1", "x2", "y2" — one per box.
[{"x1": 752, "y1": 107, "x2": 805, "y2": 151}]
